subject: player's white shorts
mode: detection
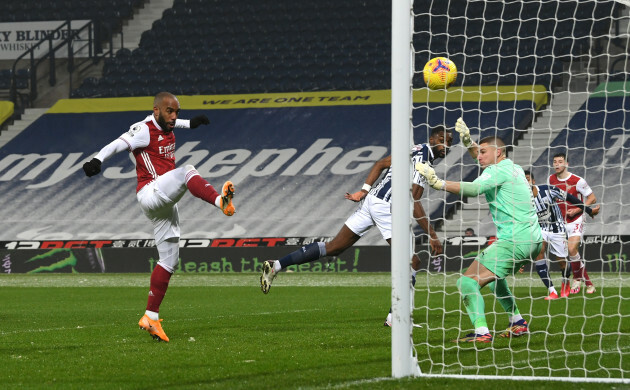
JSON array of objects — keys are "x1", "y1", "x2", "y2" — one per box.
[
  {"x1": 565, "y1": 215, "x2": 584, "y2": 238},
  {"x1": 136, "y1": 167, "x2": 189, "y2": 245},
  {"x1": 541, "y1": 230, "x2": 568, "y2": 258},
  {"x1": 344, "y1": 194, "x2": 392, "y2": 240}
]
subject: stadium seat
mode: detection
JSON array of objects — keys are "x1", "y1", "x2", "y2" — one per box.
[{"x1": 69, "y1": 0, "x2": 617, "y2": 97}]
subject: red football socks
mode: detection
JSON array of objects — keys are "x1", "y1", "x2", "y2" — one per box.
[
  {"x1": 186, "y1": 174, "x2": 219, "y2": 205},
  {"x1": 570, "y1": 258, "x2": 593, "y2": 286},
  {"x1": 146, "y1": 264, "x2": 172, "y2": 313}
]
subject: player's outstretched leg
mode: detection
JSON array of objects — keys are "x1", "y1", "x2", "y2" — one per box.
[
  {"x1": 184, "y1": 166, "x2": 235, "y2": 216},
  {"x1": 260, "y1": 243, "x2": 327, "y2": 294},
  {"x1": 260, "y1": 260, "x2": 277, "y2": 294},
  {"x1": 219, "y1": 181, "x2": 235, "y2": 216}
]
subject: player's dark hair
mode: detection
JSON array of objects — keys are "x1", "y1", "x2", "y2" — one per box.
[
  {"x1": 154, "y1": 91, "x2": 176, "y2": 106},
  {"x1": 430, "y1": 125, "x2": 447, "y2": 137},
  {"x1": 553, "y1": 152, "x2": 567, "y2": 162},
  {"x1": 524, "y1": 170, "x2": 534, "y2": 180}
]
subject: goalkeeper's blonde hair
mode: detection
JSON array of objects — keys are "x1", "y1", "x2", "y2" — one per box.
[{"x1": 479, "y1": 136, "x2": 507, "y2": 157}]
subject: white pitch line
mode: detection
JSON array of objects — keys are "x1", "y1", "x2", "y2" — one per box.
[{"x1": 301, "y1": 376, "x2": 394, "y2": 390}]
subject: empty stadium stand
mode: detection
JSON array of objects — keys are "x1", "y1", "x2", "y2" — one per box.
[
  {"x1": 0, "y1": 0, "x2": 145, "y2": 107},
  {"x1": 67, "y1": 0, "x2": 619, "y2": 98}
]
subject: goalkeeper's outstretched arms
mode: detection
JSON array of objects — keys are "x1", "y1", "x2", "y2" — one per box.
[
  {"x1": 345, "y1": 155, "x2": 391, "y2": 202},
  {"x1": 83, "y1": 138, "x2": 129, "y2": 177},
  {"x1": 455, "y1": 117, "x2": 478, "y2": 160},
  {"x1": 415, "y1": 162, "x2": 471, "y2": 195}
]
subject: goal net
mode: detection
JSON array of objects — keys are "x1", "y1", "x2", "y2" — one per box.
[{"x1": 391, "y1": 0, "x2": 630, "y2": 383}]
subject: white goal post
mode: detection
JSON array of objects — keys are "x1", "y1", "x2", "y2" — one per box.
[
  {"x1": 390, "y1": 0, "x2": 416, "y2": 378},
  {"x1": 391, "y1": 0, "x2": 630, "y2": 383}
]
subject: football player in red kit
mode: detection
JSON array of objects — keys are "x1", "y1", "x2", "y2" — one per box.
[
  {"x1": 83, "y1": 92, "x2": 235, "y2": 342},
  {"x1": 549, "y1": 152, "x2": 597, "y2": 294}
]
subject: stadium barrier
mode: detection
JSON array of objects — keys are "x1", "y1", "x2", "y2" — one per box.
[{"x1": 1, "y1": 235, "x2": 627, "y2": 273}]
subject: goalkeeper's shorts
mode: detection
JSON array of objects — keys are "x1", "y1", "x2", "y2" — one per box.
[{"x1": 476, "y1": 239, "x2": 542, "y2": 279}]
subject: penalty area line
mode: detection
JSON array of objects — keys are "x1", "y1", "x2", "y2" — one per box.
[{"x1": 309, "y1": 376, "x2": 395, "y2": 389}]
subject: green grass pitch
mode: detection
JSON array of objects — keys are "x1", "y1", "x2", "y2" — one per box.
[{"x1": 0, "y1": 273, "x2": 628, "y2": 389}]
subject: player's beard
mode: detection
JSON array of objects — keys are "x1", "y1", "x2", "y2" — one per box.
[
  {"x1": 433, "y1": 145, "x2": 449, "y2": 158},
  {"x1": 156, "y1": 112, "x2": 174, "y2": 133}
]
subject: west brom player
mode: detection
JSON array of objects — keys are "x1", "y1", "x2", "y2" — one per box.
[
  {"x1": 549, "y1": 153, "x2": 598, "y2": 294},
  {"x1": 524, "y1": 170, "x2": 599, "y2": 299},
  {"x1": 83, "y1": 92, "x2": 235, "y2": 342},
  {"x1": 260, "y1": 126, "x2": 453, "y2": 327}
]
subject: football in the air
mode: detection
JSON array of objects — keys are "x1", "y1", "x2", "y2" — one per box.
[{"x1": 423, "y1": 57, "x2": 457, "y2": 89}]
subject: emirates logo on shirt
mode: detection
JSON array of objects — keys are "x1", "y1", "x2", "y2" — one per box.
[{"x1": 158, "y1": 143, "x2": 176, "y2": 159}]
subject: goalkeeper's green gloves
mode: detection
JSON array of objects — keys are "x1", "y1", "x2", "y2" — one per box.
[
  {"x1": 455, "y1": 117, "x2": 473, "y2": 148},
  {"x1": 415, "y1": 162, "x2": 445, "y2": 190}
]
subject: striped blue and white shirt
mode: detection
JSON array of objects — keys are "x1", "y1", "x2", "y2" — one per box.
[
  {"x1": 370, "y1": 143, "x2": 433, "y2": 203},
  {"x1": 533, "y1": 184, "x2": 567, "y2": 233}
]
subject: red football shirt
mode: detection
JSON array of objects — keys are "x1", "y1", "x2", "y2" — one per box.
[
  {"x1": 548, "y1": 172, "x2": 593, "y2": 223},
  {"x1": 119, "y1": 115, "x2": 177, "y2": 192}
]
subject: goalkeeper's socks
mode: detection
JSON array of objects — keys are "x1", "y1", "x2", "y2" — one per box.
[
  {"x1": 475, "y1": 326, "x2": 490, "y2": 335},
  {"x1": 583, "y1": 269, "x2": 593, "y2": 286},
  {"x1": 535, "y1": 259, "x2": 553, "y2": 289},
  {"x1": 278, "y1": 242, "x2": 326, "y2": 269},
  {"x1": 186, "y1": 174, "x2": 220, "y2": 206}
]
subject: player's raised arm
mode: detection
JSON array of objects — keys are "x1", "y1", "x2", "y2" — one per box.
[
  {"x1": 83, "y1": 138, "x2": 129, "y2": 177},
  {"x1": 175, "y1": 115, "x2": 210, "y2": 129},
  {"x1": 455, "y1": 117, "x2": 478, "y2": 160},
  {"x1": 345, "y1": 155, "x2": 391, "y2": 202},
  {"x1": 83, "y1": 121, "x2": 152, "y2": 177}
]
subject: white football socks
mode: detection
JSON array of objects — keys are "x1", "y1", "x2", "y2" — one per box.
[
  {"x1": 476, "y1": 326, "x2": 490, "y2": 335},
  {"x1": 145, "y1": 310, "x2": 159, "y2": 321}
]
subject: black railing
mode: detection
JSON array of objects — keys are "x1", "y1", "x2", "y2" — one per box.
[{"x1": 9, "y1": 19, "x2": 121, "y2": 110}]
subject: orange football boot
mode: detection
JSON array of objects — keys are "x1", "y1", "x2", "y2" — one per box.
[
  {"x1": 138, "y1": 314, "x2": 169, "y2": 342},
  {"x1": 220, "y1": 181, "x2": 235, "y2": 216}
]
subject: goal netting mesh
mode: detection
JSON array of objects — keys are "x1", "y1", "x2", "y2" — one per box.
[{"x1": 401, "y1": 0, "x2": 630, "y2": 382}]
